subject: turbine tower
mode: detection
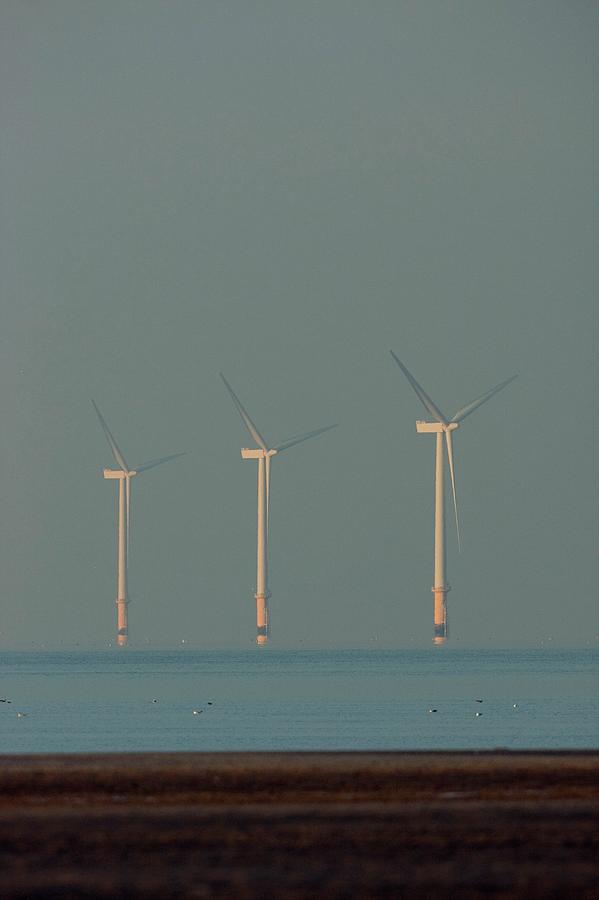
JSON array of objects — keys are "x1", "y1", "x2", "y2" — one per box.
[
  {"x1": 220, "y1": 374, "x2": 336, "y2": 645},
  {"x1": 390, "y1": 353, "x2": 516, "y2": 645},
  {"x1": 92, "y1": 400, "x2": 184, "y2": 647}
]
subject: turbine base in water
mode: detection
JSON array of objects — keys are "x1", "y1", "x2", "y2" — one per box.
[
  {"x1": 116, "y1": 599, "x2": 129, "y2": 648},
  {"x1": 255, "y1": 592, "x2": 270, "y2": 645},
  {"x1": 432, "y1": 587, "x2": 449, "y2": 645}
]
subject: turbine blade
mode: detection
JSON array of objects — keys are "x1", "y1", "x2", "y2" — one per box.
[
  {"x1": 265, "y1": 453, "x2": 271, "y2": 582},
  {"x1": 444, "y1": 429, "x2": 461, "y2": 552},
  {"x1": 91, "y1": 399, "x2": 129, "y2": 472},
  {"x1": 389, "y1": 352, "x2": 448, "y2": 424},
  {"x1": 132, "y1": 452, "x2": 186, "y2": 474},
  {"x1": 273, "y1": 424, "x2": 338, "y2": 453},
  {"x1": 266, "y1": 455, "x2": 272, "y2": 531},
  {"x1": 220, "y1": 373, "x2": 268, "y2": 451},
  {"x1": 450, "y1": 374, "x2": 518, "y2": 423},
  {"x1": 126, "y1": 475, "x2": 131, "y2": 557}
]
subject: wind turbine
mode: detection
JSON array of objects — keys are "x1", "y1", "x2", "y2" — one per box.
[
  {"x1": 92, "y1": 400, "x2": 184, "y2": 647},
  {"x1": 390, "y1": 353, "x2": 517, "y2": 645},
  {"x1": 220, "y1": 374, "x2": 337, "y2": 645}
]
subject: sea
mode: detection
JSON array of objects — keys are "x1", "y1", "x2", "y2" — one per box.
[{"x1": 0, "y1": 648, "x2": 597, "y2": 754}]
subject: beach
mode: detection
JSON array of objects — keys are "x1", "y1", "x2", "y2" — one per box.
[{"x1": 0, "y1": 751, "x2": 597, "y2": 897}]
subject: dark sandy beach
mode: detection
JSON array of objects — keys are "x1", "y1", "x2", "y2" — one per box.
[{"x1": 0, "y1": 751, "x2": 597, "y2": 898}]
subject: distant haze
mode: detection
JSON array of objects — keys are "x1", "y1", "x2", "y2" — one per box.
[{"x1": 1, "y1": 1, "x2": 597, "y2": 648}]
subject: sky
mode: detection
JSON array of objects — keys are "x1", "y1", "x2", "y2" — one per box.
[{"x1": 1, "y1": 1, "x2": 598, "y2": 648}]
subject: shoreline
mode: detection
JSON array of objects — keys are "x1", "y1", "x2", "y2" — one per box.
[
  {"x1": 1, "y1": 751, "x2": 598, "y2": 897},
  {"x1": 2, "y1": 749, "x2": 599, "y2": 802}
]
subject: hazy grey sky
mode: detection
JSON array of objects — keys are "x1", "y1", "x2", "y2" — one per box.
[{"x1": 1, "y1": 1, "x2": 598, "y2": 648}]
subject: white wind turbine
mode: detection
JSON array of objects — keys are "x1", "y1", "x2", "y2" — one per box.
[
  {"x1": 92, "y1": 400, "x2": 184, "y2": 647},
  {"x1": 220, "y1": 374, "x2": 337, "y2": 644},
  {"x1": 390, "y1": 353, "x2": 517, "y2": 645}
]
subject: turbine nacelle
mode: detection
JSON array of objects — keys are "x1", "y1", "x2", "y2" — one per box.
[
  {"x1": 103, "y1": 468, "x2": 137, "y2": 479},
  {"x1": 240, "y1": 448, "x2": 278, "y2": 459},
  {"x1": 415, "y1": 422, "x2": 459, "y2": 434}
]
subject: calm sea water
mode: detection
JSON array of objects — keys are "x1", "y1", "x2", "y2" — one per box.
[{"x1": 0, "y1": 648, "x2": 597, "y2": 754}]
